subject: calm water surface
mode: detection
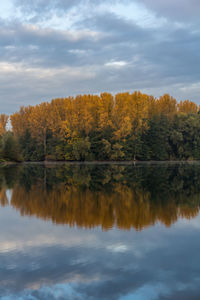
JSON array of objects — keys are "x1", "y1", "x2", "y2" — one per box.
[{"x1": 0, "y1": 163, "x2": 200, "y2": 299}]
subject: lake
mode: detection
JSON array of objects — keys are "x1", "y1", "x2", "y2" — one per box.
[{"x1": 0, "y1": 162, "x2": 200, "y2": 299}]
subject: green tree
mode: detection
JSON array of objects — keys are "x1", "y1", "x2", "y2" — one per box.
[{"x1": 2, "y1": 132, "x2": 22, "y2": 162}]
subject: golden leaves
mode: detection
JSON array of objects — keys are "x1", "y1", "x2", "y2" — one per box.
[
  {"x1": 0, "y1": 114, "x2": 9, "y2": 136},
  {"x1": 10, "y1": 92, "x2": 199, "y2": 145}
]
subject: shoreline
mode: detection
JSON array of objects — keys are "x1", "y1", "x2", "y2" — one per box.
[{"x1": 1, "y1": 160, "x2": 200, "y2": 166}]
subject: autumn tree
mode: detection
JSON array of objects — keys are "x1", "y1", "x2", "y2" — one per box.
[
  {"x1": 0, "y1": 114, "x2": 9, "y2": 136},
  {"x1": 9, "y1": 91, "x2": 200, "y2": 162},
  {"x1": 178, "y1": 100, "x2": 198, "y2": 114}
]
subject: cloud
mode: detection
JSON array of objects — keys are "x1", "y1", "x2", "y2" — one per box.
[
  {"x1": 105, "y1": 61, "x2": 128, "y2": 68},
  {"x1": 13, "y1": 0, "x2": 128, "y2": 14},
  {"x1": 0, "y1": 22, "x2": 105, "y2": 67},
  {"x1": 13, "y1": 0, "x2": 81, "y2": 18},
  {"x1": 1, "y1": 283, "x2": 86, "y2": 300},
  {"x1": 0, "y1": 1, "x2": 200, "y2": 113},
  {"x1": 12, "y1": 0, "x2": 200, "y2": 25},
  {"x1": 138, "y1": 0, "x2": 200, "y2": 23}
]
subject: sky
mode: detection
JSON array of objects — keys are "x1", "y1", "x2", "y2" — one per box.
[{"x1": 0, "y1": 0, "x2": 200, "y2": 114}]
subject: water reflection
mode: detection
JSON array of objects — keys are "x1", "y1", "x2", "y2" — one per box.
[
  {"x1": 1, "y1": 163, "x2": 200, "y2": 229},
  {"x1": 1, "y1": 163, "x2": 200, "y2": 299}
]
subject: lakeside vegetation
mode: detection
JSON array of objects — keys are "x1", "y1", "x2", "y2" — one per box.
[{"x1": 1, "y1": 91, "x2": 200, "y2": 162}]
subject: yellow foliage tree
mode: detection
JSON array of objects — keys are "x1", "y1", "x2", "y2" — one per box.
[{"x1": 0, "y1": 114, "x2": 9, "y2": 136}]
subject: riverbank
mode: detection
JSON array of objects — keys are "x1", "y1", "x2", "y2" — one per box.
[{"x1": 2, "y1": 160, "x2": 200, "y2": 166}]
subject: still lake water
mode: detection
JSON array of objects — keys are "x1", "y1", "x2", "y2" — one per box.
[{"x1": 1, "y1": 162, "x2": 200, "y2": 299}]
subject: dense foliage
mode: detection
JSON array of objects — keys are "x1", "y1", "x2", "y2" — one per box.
[
  {"x1": 1, "y1": 91, "x2": 200, "y2": 161},
  {"x1": 0, "y1": 114, "x2": 22, "y2": 162}
]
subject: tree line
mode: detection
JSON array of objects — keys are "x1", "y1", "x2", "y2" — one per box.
[{"x1": 1, "y1": 91, "x2": 200, "y2": 161}]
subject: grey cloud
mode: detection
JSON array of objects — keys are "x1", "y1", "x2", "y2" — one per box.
[
  {"x1": 14, "y1": 0, "x2": 81, "y2": 17},
  {"x1": 13, "y1": 0, "x2": 200, "y2": 24},
  {"x1": 78, "y1": 12, "x2": 149, "y2": 43},
  {"x1": 138, "y1": 0, "x2": 200, "y2": 23},
  {"x1": 143, "y1": 28, "x2": 200, "y2": 77},
  {"x1": 77, "y1": 13, "x2": 200, "y2": 88},
  {"x1": 0, "y1": 14, "x2": 150, "y2": 69},
  {"x1": 0, "y1": 6, "x2": 200, "y2": 113},
  {"x1": 13, "y1": 0, "x2": 129, "y2": 21},
  {"x1": 0, "y1": 22, "x2": 106, "y2": 67}
]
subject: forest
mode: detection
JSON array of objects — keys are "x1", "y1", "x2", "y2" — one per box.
[{"x1": 1, "y1": 91, "x2": 200, "y2": 161}]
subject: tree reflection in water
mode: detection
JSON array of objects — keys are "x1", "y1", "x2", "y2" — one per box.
[{"x1": 1, "y1": 163, "x2": 200, "y2": 230}]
